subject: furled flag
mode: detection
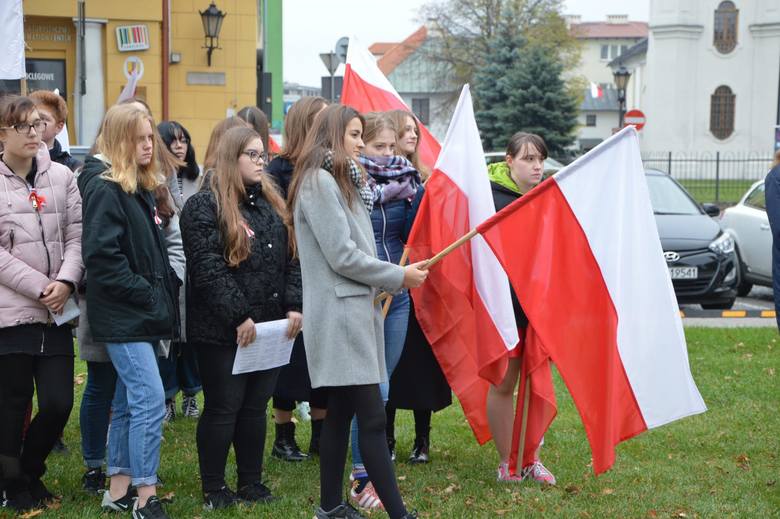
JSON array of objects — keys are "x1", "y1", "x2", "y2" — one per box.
[
  {"x1": 341, "y1": 36, "x2": 441, "y2": 172},
  {"x1": 405, "y1": 85, "x2": 518, "y2": 443},
  {"x1": 116, "y1": 67, "x2": 141, "y2": 104},
  {"x1": 0, "y1": 0, "x2": 25, "y2": 81},
  {"x1": 477, "y1": 127, "x2": 707, "y2": 474},
  {"x1": 590, "y1": 81, "x2": 603, "y2": 99}
]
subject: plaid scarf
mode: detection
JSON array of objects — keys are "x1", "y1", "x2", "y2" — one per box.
[
  {"x1": 322, "y1": 150, "x2": 373, "y2": 213},
  {"x1": 357, "y1": 155, "x2": 421, "y2": 204}
]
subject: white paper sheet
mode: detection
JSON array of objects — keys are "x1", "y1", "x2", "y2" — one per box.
[
  {"x1": 50, "y1": 296, "x2": 80, "y2": 326},
  {"x1": 232, "y1": 319, "x2": 295, "y2": 375}
]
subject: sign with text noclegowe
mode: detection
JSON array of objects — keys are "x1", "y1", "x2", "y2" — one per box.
[{"x1": 0, "y1": 59, "x2": 67, "y2": 98}]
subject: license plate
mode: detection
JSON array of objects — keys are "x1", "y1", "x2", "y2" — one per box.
[{"x1": 669, "y1": 267, "x2": 698, "y2": 279}]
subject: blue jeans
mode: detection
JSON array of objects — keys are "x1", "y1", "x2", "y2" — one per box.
[
  {"x1": 79, "y1": 361, "x2": 117, "y2": 469},
  {"x1": 351, "y1": 292, "x2": 409, "y2": 468},
  {"x1": 157, "y1": 341, "x2": 201, "y2": 400},
  {"x1": 105, "y1": 342, "x2": 165, "y2": 487}
]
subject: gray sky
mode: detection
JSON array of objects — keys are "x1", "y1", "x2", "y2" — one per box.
[{"x1": 283, "y1": 0, "x2": 650, "y2": 86}]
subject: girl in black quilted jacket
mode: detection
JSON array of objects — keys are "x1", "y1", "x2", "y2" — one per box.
[{"x1": 180, "y1": 126, "x2": 302, "y2": 511}]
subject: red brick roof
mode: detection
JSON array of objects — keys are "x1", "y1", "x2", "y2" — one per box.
[
  {"x1": 571, "y1": 22, "x2": 648, "y2": 39},
  {"x1": 369, "y1": 42, "x2": 397, "y2": 56},
  {"x1": 376, "y1": 26, "x2": 428, "y2": 76}
]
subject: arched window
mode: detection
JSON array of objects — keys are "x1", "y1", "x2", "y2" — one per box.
[
  {"x1": 710, "y1": 86, "x2": 735, "y2": 139},
  {"x1": 714, "y1": 1, "x2": 738, "y2": 54}
]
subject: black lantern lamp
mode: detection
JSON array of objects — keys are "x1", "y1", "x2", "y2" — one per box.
[
  {"x1": 613, "y1": 65, "x2": 632, "y2": 128},
  {"x1": 200, "y1": 2, "x2": 226, "y2": 66}
]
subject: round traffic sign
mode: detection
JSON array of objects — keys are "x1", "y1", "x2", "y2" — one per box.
[{"x1": 624, "y1": 109, "x2": 646, "y2": 131}]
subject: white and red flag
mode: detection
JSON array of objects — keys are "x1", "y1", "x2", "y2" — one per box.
[
  {"x1": 341, "y1": 37, "x2": 441, "y2": 171},
  {"x1": 477, "y1": 127, "x2": 707, "y2": 474},
  {"x1": 590, "y1": 81, "x2": 603, "y2": 99},
  {"x1": 406, "y1": 85, "x2": 518, "y2": 443}
]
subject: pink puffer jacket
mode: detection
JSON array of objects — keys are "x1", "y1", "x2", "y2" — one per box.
[{"x1": 0, "y1": 144, "x2": 84, "y2": 328}]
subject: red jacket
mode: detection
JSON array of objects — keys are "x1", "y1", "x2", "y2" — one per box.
[{"x1": 0, "y1": 144, "x2": 83, "y2": 328}]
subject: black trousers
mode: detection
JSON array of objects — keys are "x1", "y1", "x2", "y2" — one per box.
[
  {"x1": 320, "y1": 384, "x2": 407, "y2": 518},
  {"x1": 195, "y1": 344, "x2": 279, "y2": 493},
  {"x1": 0, "y1": 354, "x2": 73, "y2": 485}
]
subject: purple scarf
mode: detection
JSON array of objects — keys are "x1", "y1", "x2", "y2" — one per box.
[{"x1": 358, "y1": 155, "x2": 421, "y2": 205}]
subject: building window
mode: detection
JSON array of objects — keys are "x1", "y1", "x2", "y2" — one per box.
[
  {"x1": 412, "y1": 98, "x2": 430, "y2": 125},
  {"x1": 600, "y1": 45, "x2": 609, "y2": 60},
  {"x1": 714, "y1": 1, "x2": 738, "y2": 54},
  {"x1": 586, "y1": 114, "x2": 597, "y2": 127},
  {"x1": 710, "y1": 85, "x2": 735, "y2": 139},
  {"x1": 620, "y1": 45, "x2": 629, "y2": 55}
]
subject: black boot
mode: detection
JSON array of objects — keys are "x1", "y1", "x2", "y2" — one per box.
[
  {"x1": 309, "y1": 418, "x2": 323, "y2": 456},
  {"x1": 409, "y1": 436, "x2": 430, "y2": 464},
  {"x1": 387, "y1": 436, "x2": 396, "y2": 462},
  {"x1": 272, "y1": 422, "x2": 308, "y2": 461}
]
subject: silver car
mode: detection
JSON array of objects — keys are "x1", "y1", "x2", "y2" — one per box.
[{"x1": 720, "y1": 180, "x2": 772, "y2": 296}]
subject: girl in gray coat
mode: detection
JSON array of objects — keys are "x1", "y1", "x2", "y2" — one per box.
[{"x1": 288, "y1": 105, "x2": 428, "y2": 519}]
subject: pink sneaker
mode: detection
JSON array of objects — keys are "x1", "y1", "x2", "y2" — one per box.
[
  {"x1": 496, "y1": 462, "x2": 524, "y2": 482},
  {"x1": 521, "y1": 460, "x2": 556, "y2": 485},
  {"x1": 349, "y1": 480, "x2": 384, "y2": 511}
]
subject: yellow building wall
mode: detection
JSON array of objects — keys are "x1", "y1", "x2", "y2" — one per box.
[
  {"x1": 169, "y1": 0, "x2": 258, "y2": 162},
  {"x1": 23, "y1": 0, "x2": 259, "y2": 159}
]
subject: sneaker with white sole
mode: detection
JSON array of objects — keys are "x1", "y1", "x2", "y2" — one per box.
[
  {"x1": 101, "y1": 486, "x2": 137, "y2": 512},
  {"x1": 132, "y1": 495, "x2": 169, "y2": 519},
  {"x1": 163, "y1": 399, "x2": 175, "y2": 424},
  {"x1": 521, "y1": 460, "x2": 557, "y2": 485},
  {"x1": 496, "y1": 462, "x2": 524, "y2": 482},
  {"x1": 182, "y1": 395, "x2": 199, "y2": 418},
  {"x1": 349, "y1": 480, "x2": 384, "y2": 511}
]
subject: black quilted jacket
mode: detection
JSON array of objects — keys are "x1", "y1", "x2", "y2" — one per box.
[{"x1": 180, "y1": 184, "x2": 302, "y2": 347}]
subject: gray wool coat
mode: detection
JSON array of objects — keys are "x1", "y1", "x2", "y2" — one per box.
[{"x1": 294, "y1": 168, "x2": 405, "y2": 388}]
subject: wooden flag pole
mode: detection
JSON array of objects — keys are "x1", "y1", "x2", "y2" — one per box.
[
  {"x1": 382, "y1": 248, "x2": 410, "y2": 318},
  {"x1": 516, "y1": 362, "x2": 532, "y2": 475},
  {"x1": 374, "y1": 227, "x2": 479, "y2": 305}
]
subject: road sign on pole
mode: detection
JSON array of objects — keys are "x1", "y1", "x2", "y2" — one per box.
[{"x1": 624, "y1": 109, "x2": 646, "y2": 131}]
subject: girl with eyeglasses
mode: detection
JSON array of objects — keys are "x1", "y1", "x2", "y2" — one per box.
[
  {"x1": 180, "y1": 126, "x2": 302, "y2": 510},
  {"x1": 0, "y1": 95, "x2": 83, "y2": 512}
]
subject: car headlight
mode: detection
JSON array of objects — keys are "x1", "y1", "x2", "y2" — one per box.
[{"x1": 709, "y1": 233, "x2": 735, "y2": 255}]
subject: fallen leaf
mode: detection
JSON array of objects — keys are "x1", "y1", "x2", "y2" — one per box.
[
  {"x1": 496, "y1": 510, "x2": 510, "y2": 516},
  {"x1": 74, "y1": 373, "x2": 86, "y2": 385},
  {"x1": 161, "y1": 491, "x2": 175, "y2": 501},
  {"x1": 20, "y1": 510, "x2": 44, "y2": 518},
  {"x1": 742, "y1": 353, "x2": 753, "y2": 360},
  {"x1": 601, "y1": 488, "x2": 614, "y2": 495},
  {"x1": 766, "y1": 368, "x2": 776, "y2": 377},
  {"x1": 767, "y1": 480, "x2": 776, "y2": 486},
  {"x1": 564, "y1": 484, "x2": 580, "y2": 495},
  {"x1": 674, "y1": 511, "x2": 688, "y2": 518},
  {"x1": 735, "y1": 453, "x2": 750, "y2": 470},
  {"x1": 646, "y1": 511, "x2": 658, "y2": 518},
  {"x1": 397, "y1": 476, "x2": 406, "y2": 481}
]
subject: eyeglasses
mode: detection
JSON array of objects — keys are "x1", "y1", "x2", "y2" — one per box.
[
  {"x1": 1, "y1": 120, "x2": 47, "y2": 135},
  {"x1": 242, "y1": 150, "x2": 267, "y2": 164}
]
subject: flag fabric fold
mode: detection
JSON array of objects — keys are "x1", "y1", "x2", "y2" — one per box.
[
  {"x1": 0, "y1": 0, "x2": 25, "y2": 80},
  {"x1": 341, "y1": 36, "x2": 441, "y2": 171},
  {"x1": 478, "y1": 127, "x2": 707, "y2": 474},
  {"x1": 406, "y1": 85, "x2": 518, "y2": 444}
]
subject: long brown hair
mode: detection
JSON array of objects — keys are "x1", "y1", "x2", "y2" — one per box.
[
  {"x1": 95, "y1": 104, "x2": 161, "y2": 194},
  {"x1": 117, "y1": 97, "x2": 184, "y2": 178},
  {"x1": 280, "y1": 96, "x2": 327, "y2": 165},
  {"x1": 288, "y1": 104, "x2": 365, "y2": 214},
  {"x1": 237, "y1": 106, "x2": 270, "y2": 155},
  {"x1": 387, "y1": 109, "x2": 429, "y2": 179},
  {"x1": 203, "y1": 117, "x2": 246, "y2": 171},
  {"x1": 362, "y1": 112, "x2": 397, "y2": 147},
  {"x1": 211, "y1": 126, "x2": 291, "y2": 267}
]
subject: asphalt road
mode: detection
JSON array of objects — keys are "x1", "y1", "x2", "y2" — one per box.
[{"x1": 681, "y1": 285, "x2": 777, "y2": 328}]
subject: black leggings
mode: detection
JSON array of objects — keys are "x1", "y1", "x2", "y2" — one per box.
[
  {"x1": 0, "y1": 354, "x2": 73, "y2": 484},
  {"x1": 320, "y1": 384, "x2": 406, "y2": 518},
  {"x1": 272, "y1": 387, "x2": 328, "y2": 412},
  {"x1": 195, "y1": 344, "x2": 279, "y2": 493},
  {"x1": 386, "y1": 406, "x2": 432, "y2": 440}
]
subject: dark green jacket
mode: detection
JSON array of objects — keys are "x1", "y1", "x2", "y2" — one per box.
[{"x1": 79, "y1": 155, "x2": 180, "y2": 343}]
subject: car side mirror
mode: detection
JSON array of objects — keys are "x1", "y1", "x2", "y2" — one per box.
[{"x1": 702, "y1": 203, "x2": 720, "y2": 217}]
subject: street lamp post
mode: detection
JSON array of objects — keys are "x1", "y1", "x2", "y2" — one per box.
[
  {"x1": 613, "y1": 65, "x2": 631, "y2": 129},
  {"x1": 199, "y1": 2, "x2": 226, "y2": 67}
]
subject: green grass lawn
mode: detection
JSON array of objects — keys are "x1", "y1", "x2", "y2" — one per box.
[
  {"x1": 4, "y1": 328, "x2": 779, "y2": 518},
  {"x1": 677, "y1": 179, "x2": 756, "y2": 205}
]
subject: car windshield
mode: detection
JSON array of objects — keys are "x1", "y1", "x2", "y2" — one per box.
[{"x1": 645, "y1": 174, "x2": 702, "y2": 215}]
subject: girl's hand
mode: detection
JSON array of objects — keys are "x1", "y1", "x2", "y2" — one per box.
[
  {"x1": 286, "y1": 311, "x2": 303, "y2": 339},
  {"x1": 402, "y1": 260, "x2": 429, "y2": 288},
  {"x1": 40, "y1": 281, "x2": 73, "y2": 314},
  {"x1": 236, "y1": 318, "x2": 257, "y2": 347}
]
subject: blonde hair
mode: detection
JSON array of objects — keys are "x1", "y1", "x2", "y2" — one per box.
[
  {"x1": 95, "y1": 104, "x2": 161, "y2": 194},
  {"x1": 212, "y1": 126, "x2": 291, "y2": 267},
  {"x1": 387, "y1": 109, "x2": 430, "y2": 179},
  {"x1": 362, "y1": 112, "x2": 397, "y2": 147}
]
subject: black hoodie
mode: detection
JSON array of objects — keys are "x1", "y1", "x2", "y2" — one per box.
[
  {"x1": 78, "y1": 155, "x2": 180, "y2": 343},
  {"x1": 49, "y1": 139, "x2": 83, "y2": 173}
]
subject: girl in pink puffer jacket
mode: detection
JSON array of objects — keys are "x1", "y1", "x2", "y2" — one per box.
[{"x1": 0, "y1": 95, "x2": 83, "y2": 512}]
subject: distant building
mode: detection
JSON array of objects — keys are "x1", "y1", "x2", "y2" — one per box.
[
  {"x1": 283, "y1": 81, "x2": 321, "y2": 113},
  {"x1": 566, "y1": 15, "x2": 649, "y2": 151}
]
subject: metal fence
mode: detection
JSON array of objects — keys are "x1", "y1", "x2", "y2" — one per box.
[{"x1": 641, "y1": 151, "x2": 774, "y2": 205}]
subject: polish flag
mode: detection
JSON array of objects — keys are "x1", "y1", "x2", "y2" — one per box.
[
  {"x1": 0, "y1": 0, "x2": 25, "y2": 80},
  {"x1": 341, "y1": 37, "x2": 441, "y2": 171},
  {"x1": 477, "y1": 127, "x2": 707, "y2": 474},
  {"x1": 406, "y1": 85, "x2": 518, "y2": 443},
  {"x1": 590, "y1": 81, "x2": 603, "y2": 99}
]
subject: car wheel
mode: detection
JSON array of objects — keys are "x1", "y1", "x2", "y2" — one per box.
[{"x1": 702, "y1": 299, "x2": 736, "y2": 310}]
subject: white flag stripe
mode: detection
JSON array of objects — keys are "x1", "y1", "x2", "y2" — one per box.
[
  {"x1": 0, "y1": 0, "x2": 25, "y2": 80},
  {"x1": 345, "y1": 36, "x2": 405, "y2": 104},
  {"x1": 435, "y1": 85, "x2": 519, "y2": 349},
  {"x1": 554, "y1": 128, "x2": 706, "y2": 427}
]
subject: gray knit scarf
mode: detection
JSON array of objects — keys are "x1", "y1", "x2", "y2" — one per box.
[{"x1": 322, "y1": 150, "x2": 374, "y2": 213}]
